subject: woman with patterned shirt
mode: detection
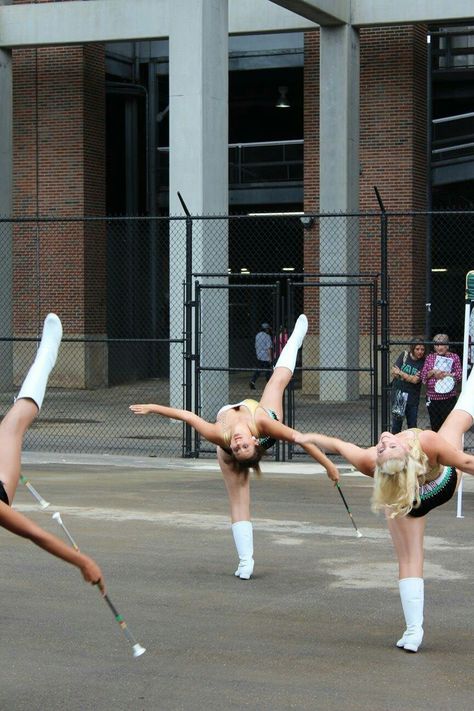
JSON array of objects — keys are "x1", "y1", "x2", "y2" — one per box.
[
  {"x1": 130, "y1": 315, "x2": 339, "y2": 580},
  {"x1": 294, "y1": 365, "x2": 474, "y2": 654},
  {"x1": 420, "y1": 334, "x2": 462, "y2": 432}
]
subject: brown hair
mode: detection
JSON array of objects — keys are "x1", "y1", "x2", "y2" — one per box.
[
  {"x1": 230, "y1": 443, "x2": 266, "y2": 477},
  {"x1": 409, "y1": 337, "x2": 426, "y2": 359}
]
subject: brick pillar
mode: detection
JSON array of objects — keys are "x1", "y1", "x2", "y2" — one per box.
[
  {"x1": 12, "y1": 41, "x2": 107, "y2": 388},
  {"x1": 360, "y1": 25, "x2": 427, "y2": 336},
  {"x1": 303, "y1": 31, "x2": 321, "y2": 392}
]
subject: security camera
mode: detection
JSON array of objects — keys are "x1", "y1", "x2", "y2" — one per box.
[{"x1": 300, "y1": 215, "x2": 314, "y2": 229}]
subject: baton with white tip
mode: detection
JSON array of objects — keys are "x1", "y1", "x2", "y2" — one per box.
[
  {"x1": 335, "y1": 483, "x2": 363, "y2": 538},
  {"x1": 52, "y1": 511, "x2": 146, "y2": 658},
  {"x1": 20, "y1": 474, "x2": 50, "y2": 509}
]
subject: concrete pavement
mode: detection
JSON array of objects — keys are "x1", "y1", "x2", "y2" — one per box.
[{"x1": 1, "y1": 455, "x2": 473, "y2": 711}]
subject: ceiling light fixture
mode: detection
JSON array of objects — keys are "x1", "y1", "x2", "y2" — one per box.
[
  {"x1": 276, "y1": 86, "x2": 290, "y2": 109},
  {"x1": 248, "y1": 211, "x2": 304, "y2": 217}
]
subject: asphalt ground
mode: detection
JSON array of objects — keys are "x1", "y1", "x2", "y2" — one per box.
[{"x1": 1, "y1": 454, "x2": 474, "y2": 711}]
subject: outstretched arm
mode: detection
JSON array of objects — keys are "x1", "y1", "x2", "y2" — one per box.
[
  {"x1": 446, "y1": 448, "x2": 474, "y2": 475},
  {"x1": 0, "y1": 502, "x2": 105, "y2": 591},
  {"x1": 422, "y1": 430, "x2": 474, "y2": 475},
  {"x1": 294, "y1": 432, "x2": 376, "y2": 477},
  {"x1": 259, "y1": 418, "x2": 340, "y2": 481},
  {"x1": 298, "y1": 441, "x2": 340, "y2": 482},
  {"x1": 129, "y1": 403, "x2": 222, "y2": 445}
]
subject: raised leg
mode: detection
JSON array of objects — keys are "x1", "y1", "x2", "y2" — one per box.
[
  {"x1": 438, "y1": 409, "x2": 472, "y2": 451},
  {"x1": 0, "y1": 313, "x2": 62, "y2": 504},
  {"x1": 273, "y1": 314, "x2": 307, "y2": 374},
  {"x1": 451, "y1": 361, "x2": 474, "y2": 425},
  {"x1": 259, "y1": 314, "x2": 308, "y2": 419},
  {"x1": 0, "y1": 400, "x2": 39, "y2": 505},
  {"x1": 17, "y1": 313, "x2": 62, "y2": 410},
  {"x1": 440, "y1": 362, "x2": 474, "y2": 447}
]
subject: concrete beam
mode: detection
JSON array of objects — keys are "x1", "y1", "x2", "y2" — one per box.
[
  {"x1": 1, "y1": 0, "x2": 474, "y2": 49},
  {"x1": 351, "y1": 0, "x2": 474, "y2": 27},
  {"x1": 230, "y1": 0, "x2": 317, "y2": 34},
  {"x1": 0, "y1": 0, "x2": 316, "y2": 49},
  {"x1": 2, "y1": 0, "x2": 473, "y2": 49},
  {"x1": 0, "y1": 0, "x2": 170, "y2": 48},
  {"x1": 269, "y1": 0, "x2": 349, "y2": 26}
]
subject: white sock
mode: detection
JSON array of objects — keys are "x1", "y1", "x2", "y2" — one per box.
[
  {"x1": 17, "y1": 313, "x2": 63, "y2": 411},
  {"x1": 231, "y1": 520, "x2": 254, "y2": 579},
  {"x1": 397, "y1": 577, "x2": 424, "y2": 652},
  {"x1": 274, "y1": 314, "x2": 308, "y2": 374}
]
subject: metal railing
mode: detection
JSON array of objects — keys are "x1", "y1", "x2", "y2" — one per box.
[
  {"x1": 432, "y1": 111, "x2": 474, "y2": 164},
  {"x1": 156, "y1": 139, "x2": 304, "y2": 188}
]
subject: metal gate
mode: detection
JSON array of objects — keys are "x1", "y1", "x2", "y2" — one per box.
[{"x1": 185, "y1": 273, "x2": 379, "y2": 460}]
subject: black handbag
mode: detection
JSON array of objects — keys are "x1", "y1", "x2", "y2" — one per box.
[
  {"x1": 391, "y1": 388, "x2": 408, "y2": 418},
  {"x1": 391, "y1": 351, "x2": 408, "y2": 418}
]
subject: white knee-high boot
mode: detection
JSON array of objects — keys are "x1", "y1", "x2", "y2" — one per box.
[
  {"x1": 231, "y1": 520, "x2": 254, "y2": 579},
  {"x1": 397, "y1": 577, "x2": 424, "y2": 652},
  {"x1": 17, "y1": 313, "x2": 63, "y2": 411},
  {"x1": 274, "y1": 314, "x2": 308, "y2": 374},
  {"x1": 454, "y1": 365, "x2": 474, "y2": 418}
]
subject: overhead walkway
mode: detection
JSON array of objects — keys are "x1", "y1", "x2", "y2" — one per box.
[{"x1": 432, "y1": 111, "x2": 474, "y2": 186}]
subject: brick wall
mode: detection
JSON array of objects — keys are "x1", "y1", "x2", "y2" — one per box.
[
  {"x1": 10, "y1": 0, "x2": 107, "y2": 387},
  {"x1": 12, "y1": 41, "x2": 106, "y2": 336}
]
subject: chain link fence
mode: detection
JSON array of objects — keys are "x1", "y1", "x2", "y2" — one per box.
[{"x1": 0, "y1": 211, "x2": 473, "y2": 458}]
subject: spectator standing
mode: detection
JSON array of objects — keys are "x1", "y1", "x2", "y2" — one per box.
[
  {"x1": 420, "y1": 334, "x2": 462, "y2": 432},
  {"x1": 391, "y1": 338, "x2": 426, "y2": 434}
]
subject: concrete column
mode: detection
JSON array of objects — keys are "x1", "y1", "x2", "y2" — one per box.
[
  {"x1": 169, "y1": 0, "x2": 229, "y2": 417},
  {"x1": 0, "y1": 45, "x2": 13, "y2": 389},
  {"x1": 319, "y1": 24, "x2": 359, "y2": 401}
]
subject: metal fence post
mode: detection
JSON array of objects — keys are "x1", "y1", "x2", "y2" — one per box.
[
  {"x1": 426, "y1": 33, "x2": 433, "y2": 340},
  {"x1": 178, "y1": 192, "x2": 195, "y2": 457},
  {"x1": 371, "y1": 278, "x2": 379, "y2": 444},
  {"x1": 374, "y1": 187, "x2": 390, "y2": 434}
]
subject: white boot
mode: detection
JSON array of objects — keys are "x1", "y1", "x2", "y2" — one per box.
[
  {"x1": 17, "y1": 313, "x2": 63, "y2": 411},
  {"x1": 454, "y1": 365, "x2": 474, "y2": 418},
  {"x1": 274, "y1": 314, "x2": 308, "y2": 374},
  {"x1": 231, "y1": 520, "x2": 254, "y2": 579},
  {"x1": 396, "y1": 577, "x2": 424, "y2": 652}
]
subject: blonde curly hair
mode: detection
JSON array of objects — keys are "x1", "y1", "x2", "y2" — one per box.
[{"x1": 372, "y1": 438, "x2": 428, "y2": 518}]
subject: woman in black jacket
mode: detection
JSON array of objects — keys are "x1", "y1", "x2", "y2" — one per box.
[{"x1": 391, "y1": 338, "x2": 426, "y2": 434}]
